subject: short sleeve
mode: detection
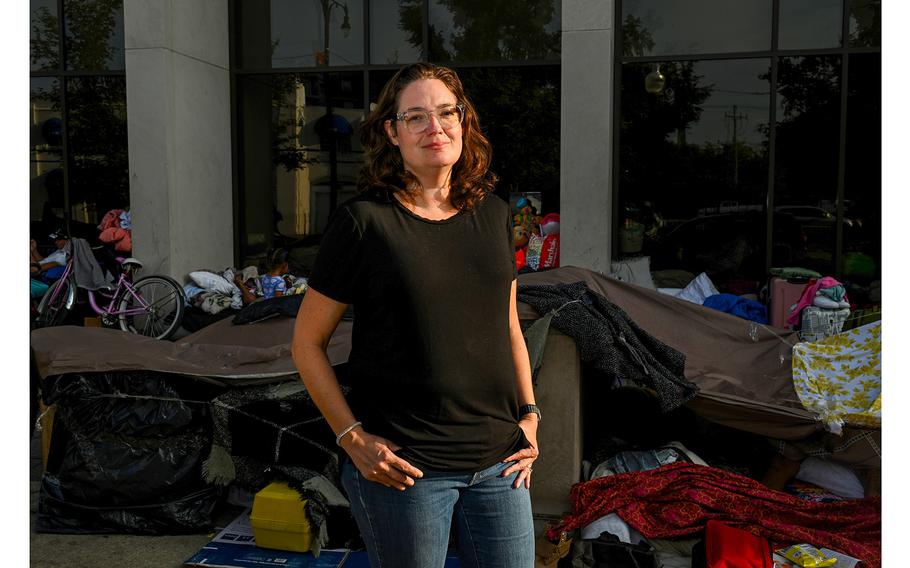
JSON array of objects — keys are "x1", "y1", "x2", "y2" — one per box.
[
  {"x1": 307, "y1": 205, "x2": 365, "y2": 304},
  {"x1": 506, "y1": 206, "x2": 517, "y2": 279}
]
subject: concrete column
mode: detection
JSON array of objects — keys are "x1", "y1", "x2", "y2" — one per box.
[
  {"x1": 124, "y1": 0, "x2": 233, "y2": 280},
  {"x1": 560, "y1": 0, "x2": 615, "y2": 274}
]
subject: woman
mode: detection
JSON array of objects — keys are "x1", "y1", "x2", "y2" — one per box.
[{"x1": 292, "y1": 63, "x2": 540, "y2": 568}]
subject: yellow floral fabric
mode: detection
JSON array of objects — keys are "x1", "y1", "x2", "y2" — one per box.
[{"x1": 792, "y1": 321, "x2": 881, "y2": 434}]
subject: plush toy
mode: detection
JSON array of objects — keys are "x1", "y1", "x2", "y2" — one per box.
[{"x1": 513, "y1": 197, "x2": 540, "y2": 236}]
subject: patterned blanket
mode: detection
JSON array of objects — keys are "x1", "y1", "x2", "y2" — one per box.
[
  {"x1": 548, "y1": 462, "x2": 881, "y2": 568},
  {"x1": 792, "y1": 321, "x2": 881, "y2": 434}
]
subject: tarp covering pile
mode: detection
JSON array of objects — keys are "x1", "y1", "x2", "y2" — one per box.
[{"x1": 30, "y1": 266, "x2": 880, "y2": 467}]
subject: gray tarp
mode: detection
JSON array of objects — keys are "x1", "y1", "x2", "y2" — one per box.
[{"x1": 30, "y1": 265, "x2": 879, "y2": 466}]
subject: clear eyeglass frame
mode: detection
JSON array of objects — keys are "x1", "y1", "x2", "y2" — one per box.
[{"x1": 393, "y1": 103, "x2": 466, "y2": 134}]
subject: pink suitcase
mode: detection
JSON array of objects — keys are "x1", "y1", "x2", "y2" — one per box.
[{"x1": 769, "y1": 277, "x2": 813, "y2": 329}]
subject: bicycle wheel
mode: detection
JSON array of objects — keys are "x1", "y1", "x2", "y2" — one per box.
[
  {"x1": 35, "y1": 275, "x2": 76, "y2": 329},
  {"x1": 117, "y1": 275, "x2": 186, "y2": 340}
]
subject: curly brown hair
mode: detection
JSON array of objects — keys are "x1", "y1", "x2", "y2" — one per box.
[{"x1": 358, "y1": 63, "x2": 497, "y2": 212}]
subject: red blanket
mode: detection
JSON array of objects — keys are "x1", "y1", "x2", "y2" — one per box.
[{"x1": 548, "y1": 462, "x2": 880, "y2": 567}]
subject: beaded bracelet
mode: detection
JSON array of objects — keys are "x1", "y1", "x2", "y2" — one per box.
[{"x1": 335, "y1": 421, "x2": 363, "y2": 446}]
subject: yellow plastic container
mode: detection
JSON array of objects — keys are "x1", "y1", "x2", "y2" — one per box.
[{"x1": 250, "y1": 481, "x2": 312, "y2": 553}]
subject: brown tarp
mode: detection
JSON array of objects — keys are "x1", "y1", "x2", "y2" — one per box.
[{"x1": 30, "y1": 266, "x2": 879, "y2": 466}]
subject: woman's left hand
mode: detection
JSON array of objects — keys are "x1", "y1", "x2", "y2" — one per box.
[{"x1": 501, "y1": 416, "x2": 540, "y2": 489}]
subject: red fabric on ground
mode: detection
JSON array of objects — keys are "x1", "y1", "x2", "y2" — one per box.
[{"x1": 548, "y1": 462, "x2": 880, "y2": 568}]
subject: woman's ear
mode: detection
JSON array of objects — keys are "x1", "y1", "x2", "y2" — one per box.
[{"x1": 383, "y1": 119, "x2": 400, "y2": 146}]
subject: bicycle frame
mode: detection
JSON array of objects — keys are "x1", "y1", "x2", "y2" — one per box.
[
  {"x1": 86, "y1": 273, "x2": 152, "y2": 318},
  {"x1": 41, "y1": 260, "x2": 75, "y2": 310}
]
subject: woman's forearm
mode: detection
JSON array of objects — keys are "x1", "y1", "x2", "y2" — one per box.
[{"x1": 292, "y1": 342, "x2": 358, "y2": 436}]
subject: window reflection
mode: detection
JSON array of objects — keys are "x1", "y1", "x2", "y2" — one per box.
[
  {"x1": 619, "y1": 59, "x2": 771, "y2": 291},
  {"x1": 843, "y1": 53, "x2": 880, "y2": 302},
  {"x1": 370, "y1": 0, "x2": 422, "y2": 64},
  {"x1": 458, "y1": 66, "x2": 561, "y2": 213},
  {"x1": 30, "y1": 0, "x2": 59, "y2": 71},
  {"x1": 428, "y1": 0, "x2": 560, "y2": 62},
  {"x1": 64, "y1": 0, "x2": 125, "y2": 71},
  {"x1": 773, "y1": 56, "x2": 841, "y2": 276},
  {"x1": 238, "y1": 72, "x2": 365, "y2": 266},
  {"x1": 621, "y1": 0, "x2": 770, "y2": 57},
  {"x1": 238, "y1": 0, "x2": 364, "y2": 68},
  {"x1": 849, "y1": 0, "x2": 880, "y2": 47},
  {"x1": 65, "y1": 77, "x2": 129, "y2": 226},
  {"x1": 31, "y1": 78, "x2": 63, "y2": 226},
  {"x1": 778, "y1": 0, "x2": 843, "y2": 50}
]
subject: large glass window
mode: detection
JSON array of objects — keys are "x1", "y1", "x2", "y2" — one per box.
[
  {"x1": 237, "y1": 72, "x2": 366, "y2": 265},
  {"x1": 772, "y1": 56, "x2": 841, "y2": 276},
  {"x1": 30, "y1": 0, "x2": 59, "y2": 71},
  {"x1": 428, "y1": 0, "x2": 560, "y2": 62},
  {"x1": 370, "y1": 0, "x2": 422, "y2": 64},
  {"x1": 234, "y1": 0, "x2": 561, "y2": 269},
  {"x1": 30, "y1": 0, "x2": 128, "y2": 239},
  {"x1": 459, "y1": 67, "x2": 561, "y2": 211},
  {"x1": 236, "y1": 0, "x2": 365, "y2": 68},
  {"x1": 620, "y1": 59, "x2": 772, "y2": 286},
  {"x1": 64, "y1": 0, "x2": 126, "y2": 71},
  {"x1": 621, "y1": 0, "x2": 771, "y2": 56},
  {"x1": 30, "y1": 78, "x2": 63, "y2": 224},
  {"x1": 65, "y1": 77, "x2": 129, "y2": 225},
  {"x1": 849, "y1": 0, "x2": 880, "y2": 47},
  {"x1": 617, "y1": 0, "x2": 879, "y2": 302},
  {"x1": 842, "y1": 53, "x2": 881, "y2": 303},
  {"x1": 778, "y1": 0, "x2": 843, "y2": 50}
]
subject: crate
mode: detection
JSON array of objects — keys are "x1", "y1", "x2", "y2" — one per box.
[{"x1": 250, "y1": 481, "x2": 312, "y2": 553}]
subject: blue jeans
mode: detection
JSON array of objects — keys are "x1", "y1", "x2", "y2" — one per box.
[{"x1": 341, "y1": 458, "x2": 534, "y2": 568}]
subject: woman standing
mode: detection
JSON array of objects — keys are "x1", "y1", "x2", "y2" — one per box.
[{"x1": 292, "y1": 63, "x2": 539, "y2": 567}]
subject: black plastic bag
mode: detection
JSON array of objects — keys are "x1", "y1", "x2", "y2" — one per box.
[{"x1": 36, "y1": 371, "x2": 224, "y2": 534}]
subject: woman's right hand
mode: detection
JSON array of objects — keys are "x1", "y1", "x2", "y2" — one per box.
[{"x1": 340, "y1": 427, "x2": 424, "y2": 491}]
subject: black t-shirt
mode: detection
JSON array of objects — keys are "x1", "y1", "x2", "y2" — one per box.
[{"x1": 307, "y1": 190, "x2": 527, "y2": 472}]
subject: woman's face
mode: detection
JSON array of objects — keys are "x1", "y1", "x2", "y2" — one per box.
[{"x1": 384, "y1": 78, "x2": 463, "y2": 182}]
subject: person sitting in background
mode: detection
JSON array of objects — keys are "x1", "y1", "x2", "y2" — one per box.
[
  {"x1": 30, "y1": 230, "x2": 70, "y2": 282},
  {"x1": 234, "y1": 248, "x2": 291, "y2": 304}
]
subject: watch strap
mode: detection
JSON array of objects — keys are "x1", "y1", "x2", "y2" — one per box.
[{"x1": 519, "y1": 403, "x2": 541, "y2": 422}]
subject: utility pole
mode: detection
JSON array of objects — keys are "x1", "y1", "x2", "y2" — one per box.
[{"x1": 724, "y1": 105, "x2": 747, "y2": 189}]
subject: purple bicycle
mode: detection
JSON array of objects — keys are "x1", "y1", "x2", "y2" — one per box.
[{"x1": 35, "y1": 253, "x2": 186, "y2": 340}]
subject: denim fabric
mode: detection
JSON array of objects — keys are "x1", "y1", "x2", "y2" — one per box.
[
  {"x1": 590, "y1": 448, "x2": 682, "y2": 480},
  {"x1": 341, "y1": 458, "x2": 534, "y2": 568}
]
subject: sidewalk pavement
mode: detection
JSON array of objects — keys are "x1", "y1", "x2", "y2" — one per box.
[{"x1": 30, "y1": 432, "x2": 243, "y2": 568}]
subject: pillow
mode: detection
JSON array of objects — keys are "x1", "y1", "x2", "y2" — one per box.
[
  {"x1": 189, "y1": 270, "x2": 236, "y2": 295},
  {"x1": 676, "y1": 272, "x2": 719, "y2": 305},
  {"x1": 609, "y1": 256, "x2": 656, "y2": 290}
]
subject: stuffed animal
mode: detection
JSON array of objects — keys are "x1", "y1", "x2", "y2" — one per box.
[{"x1": 513, "y1": 197, "x2": 540, "y2": 236}]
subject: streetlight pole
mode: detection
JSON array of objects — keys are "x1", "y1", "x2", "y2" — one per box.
[{"x1": 317, "y1": 0, "x2": 350, "y2": 213}]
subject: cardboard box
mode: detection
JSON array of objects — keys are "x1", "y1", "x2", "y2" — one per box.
[{"x1": 250, "y1": 482, "x2": 313, "y2": 553}]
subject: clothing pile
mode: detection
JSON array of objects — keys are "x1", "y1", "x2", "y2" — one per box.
[
  {"x1": 185, "y1": 269, "x2": 245, "y2": 315},
  {"x1": 97, "y1": 208, "x2": 132, "y2": 252},
  {"x1": 517, "y1": 281, "x2": 698, "y2": 412},
  {"x1": 548, "y1": 447, "x2": 880, "y2": 568}
]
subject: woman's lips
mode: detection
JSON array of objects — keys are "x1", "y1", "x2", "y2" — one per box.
[{"x1": 423, "y1": 142, "x2": 448, "y2": 150}]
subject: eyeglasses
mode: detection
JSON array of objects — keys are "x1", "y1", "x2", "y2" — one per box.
[{"x1": 393, "y1": 103, "x2": 465, "y2": 134}]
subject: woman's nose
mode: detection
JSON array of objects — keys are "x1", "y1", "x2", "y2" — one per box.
[{"x1": 425, "y1": 113, "x2": 444, "y2": 133}]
